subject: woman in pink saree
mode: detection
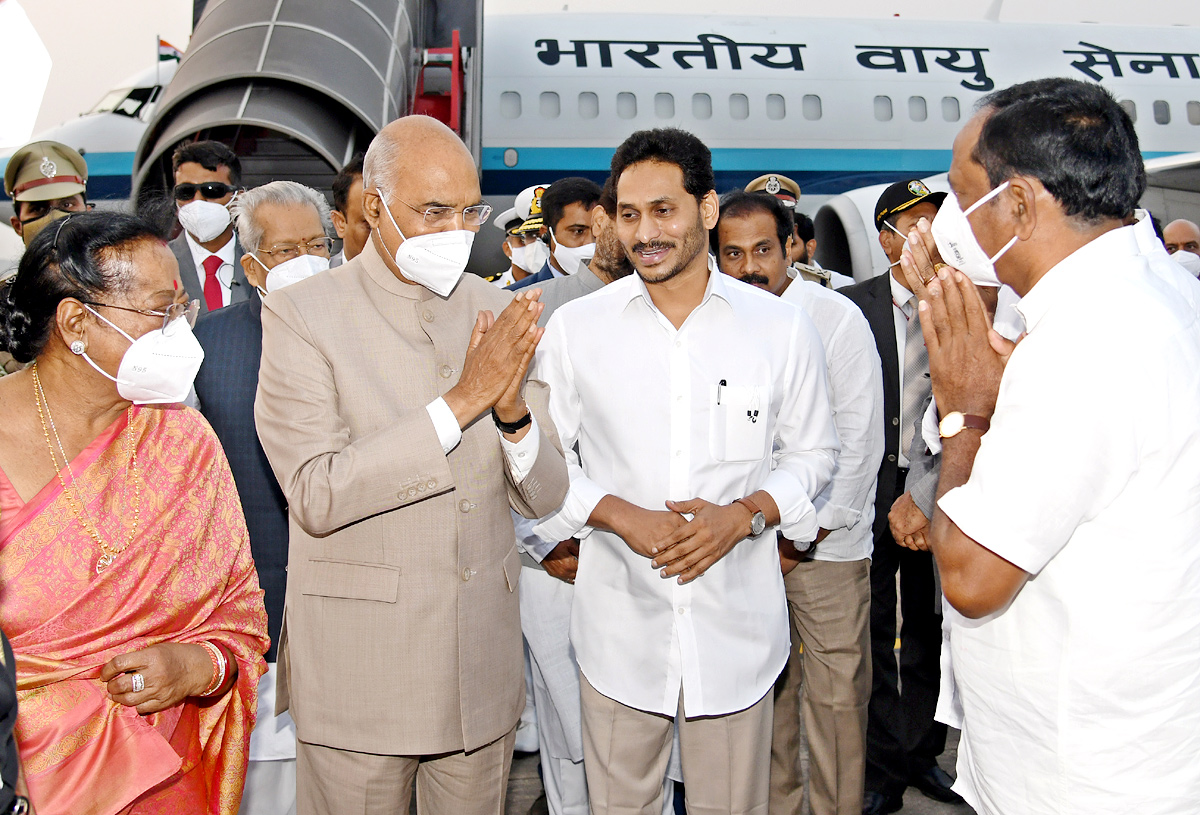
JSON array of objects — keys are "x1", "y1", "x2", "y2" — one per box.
[{"x1": 0, "y1": 212, "x2": 269, "y2": 814}]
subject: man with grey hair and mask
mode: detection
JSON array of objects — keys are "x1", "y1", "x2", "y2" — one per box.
[
  {"x1": 193, "y1": 179, "x2": 335, "y2": 815},
  {"x1": 255, "y1": 116, "x2": 568, "y2": 815}
]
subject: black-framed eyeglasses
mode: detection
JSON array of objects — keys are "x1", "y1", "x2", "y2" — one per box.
[
  {"x1": 173, "y1": 182, "x2": 237, "y2": 202},
  {"x1": 259, "y1": 237, "x2": 334, "y2": 261},
  {"x1": 86, "y1": 299, "x2": 200, "y2": 335},
  {"x1": 394, "y1": 196, "x2": 492, "y2": 228}
]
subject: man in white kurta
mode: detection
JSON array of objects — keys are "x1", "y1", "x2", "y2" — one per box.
[
  {"x1": 902, "y1": 77, "x2": 1200, "y2": 815},
  {"x1": 534, "y1": 128, "x2": 838, "y2": 815}
]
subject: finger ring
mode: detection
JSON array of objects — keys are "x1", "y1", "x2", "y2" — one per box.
[
  {"x1": 933, "y1": 262, "x2": 949, "y2": 273},
  {"x1": 131, "y1": 673, "x2": 145, "y2": 693}
]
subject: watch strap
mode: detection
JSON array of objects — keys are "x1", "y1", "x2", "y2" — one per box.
[
  {"x1": 734, "y1": 497, "x2": 762, "y2": 517},
  {"x1": 491, "y1": 408, "x2": 532, "y2": 434},
  {"x1": 962, "y1": 414, "x2": 990, "y2": 433}
]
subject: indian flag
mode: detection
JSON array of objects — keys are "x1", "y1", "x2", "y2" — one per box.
[{"x1": 158, "y1": 38, "x2": 183, "y2": 62}]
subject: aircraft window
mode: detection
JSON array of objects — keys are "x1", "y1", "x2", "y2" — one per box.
[
  {"x1": 656, "y1": 93, "x2": 675, "y2": 119},
  {"x1": 766, "y1": 94, "x2": 786, "y2": 120},
  {"x1": 942, "y1": 97, "x2": 960, "y2": 122},
  {"x1": 579, "y1": 92, "x2": 599, "y2": 119},
  {"x1": 504, "y1": 148, "x2": 519, "y2": 168},
  {"x1": 693, "y1": 93, "x2": 713, "y2": 119},
  {"x1": 89, "y1": 86, "x2": 157, "y2": 119},
  {"x1": 874, "y1": 96, "x2": 893, "y2": 122},
  {"x1": 540, "y1": 92, "x2": 561, "y2": 119},
  {"x1": 1189, "y1": 101, "x2": 1200, "y2": 125},
  {"x1": 617, "y1": 92, "x2": 638, "y2": 119},
  {"x1": 730, "y1": 94, "x2": 750, "y2": 120},
  {"x1": 1120, "y1": 99, "x2": 1137, "y2": 123},
  {"x1": 1153, "y1": 100, "x2": 1170, "y2": 125},
  {"x1": 909, "y1": 96, "x2": 928, "y2": 122},
  {"x1": 500, "y1": 92, "x2": 522, "y2": 119},
  {"x1": 803, "y1": 95, "x2": 822, "y2": 121}
]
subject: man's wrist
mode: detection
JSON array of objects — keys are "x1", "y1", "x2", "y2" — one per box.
[
  {"x1": 492, "y1": 401, "x2": 529, "y2": 426},
  {"x1": 442, "y1": 387, "x2": 485, "y2": 429}
]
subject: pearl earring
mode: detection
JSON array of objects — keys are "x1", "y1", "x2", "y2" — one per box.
[{"x1": 70, "y1": 340, "x2": 86, "y2": 355}]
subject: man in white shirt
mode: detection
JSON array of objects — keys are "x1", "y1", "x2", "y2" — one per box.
[
  {"x1": 169, "y1": 140, "x2": 247, "y2": 314},
  {"x1": 900, "y1": 76, "x2": 1200, "y2": 815},
  {"x1": 712, "y1": 189, "x2": 883, "y2": 815},
  {"x1": 534, "y1": 128, "x2": 839, "y2": 815},
  {"x1": 743, "y1": 174, "x2": 853, "y2": 289}
]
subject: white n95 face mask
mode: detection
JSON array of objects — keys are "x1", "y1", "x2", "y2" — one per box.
[
  {"x1": 252, "y1": 253, "x2": 330, "y2": 294},
  {"x1": 512, "y1": 239, "x2": 550, "y2": 275},
  {"x1": 378, "y1": 192, "x2": 474, "y2": 297},
  {"x1": 1169, "y1": 249, "x2": 1200, "y2": 278},
  {"x1": 551, "y1": 231, "x2": 595, "y2": 275},
  {"x1": 81, "y1": 306, "x2": 205, "y2": 404},
  {"x1": 177, "y1": 199, "x2": 234, "y2": 242},
  {"x1": 930, "y1": 183, "x2": 1017, "y2": 288}
]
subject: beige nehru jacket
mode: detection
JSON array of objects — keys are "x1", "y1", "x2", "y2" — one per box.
[{"x1": 255, "y1": 237, "x2": 568, "y2": 756}]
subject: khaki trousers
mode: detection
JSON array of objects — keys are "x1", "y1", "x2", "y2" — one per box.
[
  {"x1": 295, "y1": 727, "x2": 516, "y2": 815},
  {"x1": 769, "y1": 558, "x2": 871, "y2": 815},
  {"x1": 580, "y1": 674, "x2": 772, "y2": 815}
]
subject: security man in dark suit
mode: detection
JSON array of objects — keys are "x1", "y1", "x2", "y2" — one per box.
[
  {"x1": 839, "y1": 181, "x2": 965, "y2": 815},
  {"x1": 192, "y1": 179, "x2": 334, "y2": 815},
  {"x1": 168, "y1": 140, "x2": 248, "y2": 314}
]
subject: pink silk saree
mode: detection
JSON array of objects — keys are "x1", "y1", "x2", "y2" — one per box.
[{"x1": 0, "y1": 405, "x2": 269, "y2": 815}]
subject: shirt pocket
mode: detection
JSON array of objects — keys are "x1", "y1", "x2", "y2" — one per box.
[{"x1": 710, "y1": 382, "x2": 771, "y2": 462}]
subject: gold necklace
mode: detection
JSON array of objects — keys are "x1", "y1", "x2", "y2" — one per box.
[{"x1": 31, "y1": 363, "x2": 141, "y2": 574}]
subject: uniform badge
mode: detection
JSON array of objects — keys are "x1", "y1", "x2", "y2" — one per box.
[
  {"x1": 765, "y1": 176, "x2": 781, "y2": 194},
  {"x1": 39, "y1": 156, "x2": 58, "y2": 179},
  {"x1": 530, "y1": 186, "x2": 547, "y2": 215},
  {"x1": 908, "y1": 180, "x2": 931, "y2": 197}
]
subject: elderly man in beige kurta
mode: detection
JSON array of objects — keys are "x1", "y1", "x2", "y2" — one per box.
[{"x1": 255, "y1": 116, "x2": 569, "y2": 815}]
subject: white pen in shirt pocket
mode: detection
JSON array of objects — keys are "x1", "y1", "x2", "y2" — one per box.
[{"x1": 711, "y1": 379, "x2": 771, "y2": 462}]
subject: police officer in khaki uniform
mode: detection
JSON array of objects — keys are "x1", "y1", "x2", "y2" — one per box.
[
  {"x1": 5, "y1": 140, "x2": 91, "y2": 246},
  {"x1": 2, "y1": 141, "x2": 91, "y2": 376}
]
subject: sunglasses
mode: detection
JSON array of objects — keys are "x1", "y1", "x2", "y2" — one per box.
[{"x1": 173, "y1": 182, "x2": 237, "y2": 202}]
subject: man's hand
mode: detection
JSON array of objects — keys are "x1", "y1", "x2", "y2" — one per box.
[
  {"x1": 542, "y1": 539, "x2": 580, "y2": 583},
  {"x1": 444, "y1": 290, "x2": 545, "y2": 428},
  {"x1": 889, "y1": 492, "x2": 930, "y2": 552},
  {"x1": 614, "y1": 506, "x2": 690, "y2": 559},
  {"x1": 778, "y1": 534, "x2": 803, "y2": 576},
  {"x1": 899, "y1": 220, "x2": 1003, "y2": 418},
  {"x1": 650, "y1": 498, "x2": 754, "y2": 584},
  {"x1": 100, "y1": 643, "x2": 216, "y2": 714}
]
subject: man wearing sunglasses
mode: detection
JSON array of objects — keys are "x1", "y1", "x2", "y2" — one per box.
[{"x1": 168, "y1": 140, "x2": 247, "y2": 315}]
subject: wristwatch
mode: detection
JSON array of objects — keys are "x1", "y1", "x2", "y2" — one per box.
[
  {"x1": 938, "y1": 411, "x2": 990, "y2": 439},
  {"x1": 491, "y1": 407, "x2": 532, "y2": 434},
  {"x1": 735, "y1": 497, "x2": 767, "y2": 537}
]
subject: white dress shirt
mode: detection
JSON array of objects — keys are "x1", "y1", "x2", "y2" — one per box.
[
  {"x1": 935, "y1": 226, "x2": 1200, "y2": 815},
  {"x1": 184, "y1": 230, "x2": 237, "y2": 307},
  {"x1": 425, "y1": 396, "x2": 539, "y2": 482},
  {"x1": 781, "y1": 280, "x2": 883, "y2": 561},
  {"x1": 534, "y1": 268, "x2": 838, "y2": 717}
]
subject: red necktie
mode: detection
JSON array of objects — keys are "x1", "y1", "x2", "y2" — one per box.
[{"x1": 202, "y1": 255, "x2": 224, "y2": 311}]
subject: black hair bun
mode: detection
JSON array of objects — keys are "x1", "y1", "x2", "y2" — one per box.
[{"x1": 0, "y1": 277, "x2": 38, "y2": 364}]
